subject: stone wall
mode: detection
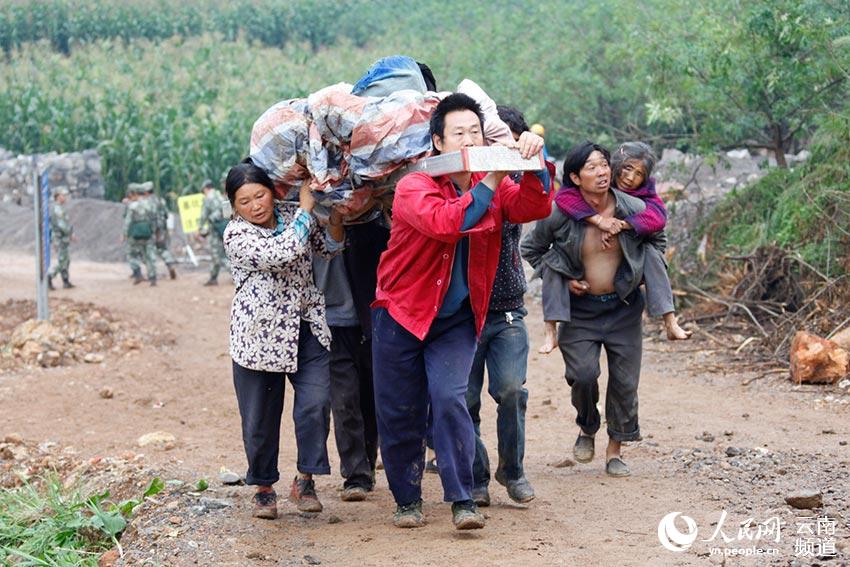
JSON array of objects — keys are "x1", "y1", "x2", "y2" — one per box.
[{"x1": 0, "y1": 148, "x2": 104, "y2": 206}]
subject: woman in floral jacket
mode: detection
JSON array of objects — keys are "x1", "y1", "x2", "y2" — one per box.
[{"x1": 223, "y1": 159, "x2": 344, "y2": 520}]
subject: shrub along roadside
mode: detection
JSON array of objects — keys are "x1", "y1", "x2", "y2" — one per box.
[{"x1": 695, "y1": 110, "x2": 850, "y2": 281}]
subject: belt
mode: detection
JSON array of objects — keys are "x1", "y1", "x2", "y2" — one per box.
[{"x1": 583, "y1": 292, "x2": 619, "y2": 303}]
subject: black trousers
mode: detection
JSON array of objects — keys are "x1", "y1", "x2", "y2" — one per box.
[
  {"x1": 329, "y1": 325, "x2": 378, "y2": 488},
  {"x1": 558, "y1": 290, "x2": 644, "y2": 442},
  {"x1": 232, "y1": 320, "x2": 331, "y2": 486}
]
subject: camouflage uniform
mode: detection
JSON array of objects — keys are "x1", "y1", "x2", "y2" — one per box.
[
  {"x1": 149, "y1": 188, "x2": 177, "y2": 279},
  {"x1": 199, "y1": 188, "x2": 231, "y2": 284},
  {"x1": 124, "y1": 185, "x2": 158, "y2": 285},
  {"x1": 48, "y1": 189, "x2": 74, "y2": 289}
]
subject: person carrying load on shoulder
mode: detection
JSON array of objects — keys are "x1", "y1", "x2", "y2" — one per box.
[
  {"x1": 370, "y1": 93, "x2": 554, "y2": 531},
  {"x1": 223, "y1": 158, "x2": 345, "y2": 521}
]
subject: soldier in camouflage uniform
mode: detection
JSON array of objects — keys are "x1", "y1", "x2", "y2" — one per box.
[
  {"x1": 198, "y1": 179, "x2": 231, "y2": 286},
  {"x1": 124, "y1": 183, "x2": 158, "y2": 286},
  {"x1": 47, "y1": 187, "x2": 74, "y2": 290},
  {"x1": 142, "y1": 182, "x2": 178, "y2": 280}
]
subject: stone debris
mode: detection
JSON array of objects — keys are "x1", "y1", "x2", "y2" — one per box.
[
  {"x1": 137, "y1": 431, "x2": 176, "y2": 447},
  {"x1": 218, "y1": 467, "x2": 243, "y2": 485},
  {"x1": 0, "y1": 298, "x2": 167, "y2": 372},
  {"x1": 831, "y1": 327, "x2": 850, "y2": 350},
  {"x1": 784, "y1": 490, "x2": 823, "y2": 510},
  {"x1": 790, "y1": 331, "x2": 850, "y2": 384}
]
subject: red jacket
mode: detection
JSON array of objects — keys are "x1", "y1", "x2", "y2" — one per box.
[{"x1": 373, "y1": 165, "x2": 554, "y2": 340}]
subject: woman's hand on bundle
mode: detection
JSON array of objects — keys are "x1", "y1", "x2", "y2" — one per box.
[{"x1": 299, "y1": 184, "x2": 315, "y2": 214}]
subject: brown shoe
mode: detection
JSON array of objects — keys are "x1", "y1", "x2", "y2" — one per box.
[
  {"x1": 340, "y1": 485, "x2": 368, "y2": 502},
  {"x1": 290, "y1": 476, "x2": 322, "y2": 512},
  {"x1": 252, "y1": 490, "x2": 277, "y2": 520}
]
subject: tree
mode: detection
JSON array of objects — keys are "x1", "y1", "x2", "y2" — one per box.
[{"x1": 648, "y1": 0, "x2": 849, "y2": 167}]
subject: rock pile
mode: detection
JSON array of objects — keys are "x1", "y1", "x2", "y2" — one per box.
[{"x1": 0, "y1": 298, "x2": 158, "y2": 372}]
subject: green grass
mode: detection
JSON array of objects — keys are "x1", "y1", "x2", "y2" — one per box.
[
  {"x1": 0, "y1": 475, "x2": 164, "y2": 566},
  {"x1": 0, "y1": 478, "x2": 115, "y2": 566}
]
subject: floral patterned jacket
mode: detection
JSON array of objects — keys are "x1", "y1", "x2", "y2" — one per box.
[{"x1": 224, "y1": 201, "x2": 341, "y2": 373}]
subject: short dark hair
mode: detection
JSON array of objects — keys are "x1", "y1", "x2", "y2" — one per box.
[
  {"x1": 429, "y1": 93, "x2": 484, "y2": 152},
  {"x1": 225, "y1": 157, "x2": 274, "y2": 204},
  {"x1": 562, "y1": 141, "x2": 610, "y2": 188},
  {"x1": 496, "y1": 105, "x2": 529, "y2": 137},
  {"x1": 417, "y1": 62, "x2": 437, "y2": 91}
]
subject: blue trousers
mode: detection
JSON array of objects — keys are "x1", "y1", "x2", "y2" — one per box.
[
  {"x1": 232, "y1": 320, "x2": 331, "y2": 485},
  {"x1": 371, "y1": 304, "x2": 477, "y2": 505},
  {"x1": 465, "y1": 307, "x2": 529, "y2": 487}
]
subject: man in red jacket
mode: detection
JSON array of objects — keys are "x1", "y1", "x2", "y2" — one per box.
[{"x1": 371, "y1": 93, "x2": 552, "y2": 530}]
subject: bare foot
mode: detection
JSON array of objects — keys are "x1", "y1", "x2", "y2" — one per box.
[
  {"x1": 538, "y1": 321, "x2": 558, "y2": 354},
  {"x1": 663, "y1": 313, "x2": 692, "y2": 341},
  {"x1": 605, "y1": 438, "x2": 622, "y2": 462}
]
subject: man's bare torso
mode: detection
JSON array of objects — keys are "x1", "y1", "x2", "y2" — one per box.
[{"x1": 580, "y1": 198, "x2": 622, "y2": 295}]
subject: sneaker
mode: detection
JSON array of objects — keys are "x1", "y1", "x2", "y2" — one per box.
[
  {"x1": 340, "y1": 485, "x2": 368, "y2": 502},
  {"x1": 573, "y1": 434, "x2": 595, "y2": 463},
  {"x1": 252, "y1": 490, "x2": 277, "y2": 520},
  {"x1": 290, "y1": 476, "x2": 322, "y2": 512},
  {"x1": 393, "y1": 500, "x2": 425, "y2": 528},
  {"x1": 451, "y1": 500, "x2": 485, "y2": 530},
  {"x1": 471, "y1": 485, "x2": 490, "y2": 507}
]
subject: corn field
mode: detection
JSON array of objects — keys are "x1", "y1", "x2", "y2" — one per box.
[
  {"x1": 0, "y1": 0, "x2": 387, "y2": 55},
  {"x1": 3, "y1": 0, "x2": 845, "y2": 204},
  {"x1": 0, "y1": 35, "x2": 386, "y2": 200}
]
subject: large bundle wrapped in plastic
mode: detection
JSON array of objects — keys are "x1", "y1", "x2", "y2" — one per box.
[
  {"x1": 349, "y1": 90, "x2": 441, "y2": 181},
  {"x1": 248, "y1": 55, "x2": 515, "y2": 208},
  {"x1": 306, "y1": 83, "x2": 364, "y2": 192},
  {"x1": 351, "y1": 55, "x2": 428, "y2": 97},
  {"x1": 249, "y1": 99, "x2": 311, "y2": 196}
]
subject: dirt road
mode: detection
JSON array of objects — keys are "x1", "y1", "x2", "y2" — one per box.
[{"x1": 1, "y1": 251, "x2": 848, "y2": 566}]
